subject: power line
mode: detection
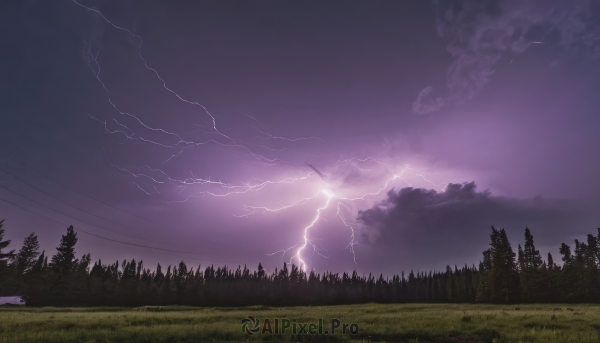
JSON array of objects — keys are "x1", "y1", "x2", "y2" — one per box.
[
  {"x1": 0, "y1": 182, "x2": 185, "y2": 250},
  {"x1": 3, "y1": 156, "x2": 183, "y2": 231},
  {"x1": 0, "y1": 195, "x2": 243, "y2": 265},
  {"x1": 0, "y1": 186, "x2": 233, "y2": 258},
  {"x1": 0, "y1": 198, "x2": 243, "y2": 263},
  {"x1": 0, "y1": 164, "x2": 172, "y2": 242},
  {"x1": 0, "y1": 156, "x2": 236, "y2": 249}
]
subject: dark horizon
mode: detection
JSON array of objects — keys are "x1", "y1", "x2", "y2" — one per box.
[
  {"x1": 1, "y1": 0, "x2": 599, "y2": 275},
  {"x1": 2, "y1": 222, "x2": 600, "y2": 306}
]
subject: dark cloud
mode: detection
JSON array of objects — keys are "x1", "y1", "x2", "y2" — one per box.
[
  {"x1": 413, "y1": 0, "x2": 600, "y2": 114},
  {"x1": 357, "y1": 182, "x2": 592, "y2": 267}
]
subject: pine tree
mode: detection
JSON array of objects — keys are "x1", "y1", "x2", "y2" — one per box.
[
  {"x1": 545, "y1": 252, "x2": 559, "y2": 300},
  {"x1": 49, "y1": 226, "x2": 80, "y2": 304},
  {"x1": 160, "y1": 265, "x2": 177, "y2": 304},
  {"x1": 14, "y1": 232, "x2": 40, "y2": 277},
  {"x1": 583, "y1": 234, "x2": 599, "y2": 301},
  {"x1": 0, "y1": 219, "x2": 16, "y2": 296},
  {"x1": 518, "y1": 228, "x2": 545, "y2": 301},
  {"x1": 50, "y1": 226, "x2": 78, "y2": 272},
  {"x1": 559, "y1": 242, "x2": 578, "y2": 301},
  {"x1": 547, "y1": 253, "x2": 555, "y2": 270},
  {"x1": 523, "y1": 228, "x2": 543, "y2": 269},
  {"x1": 475, "y1": 250, "x2": 491, "y2": 302},
  {"x1": 484, "y1": 227, "x2": 520, "y2": 303},
  {"x1": 154, "y1": 263, "x2": 165, "y2": 286},
  {"x1": 0, "y1": 219, "x2": 15, "y2": 267},
  {"x1": 496, "y1": 228, "x2": 520, "y2": 303}
]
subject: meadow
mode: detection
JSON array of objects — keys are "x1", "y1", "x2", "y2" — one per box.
[{"x1": 1, "y1": 303, "x2": 600, "y2": 343}]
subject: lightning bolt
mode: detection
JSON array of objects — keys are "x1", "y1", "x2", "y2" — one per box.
[
  {"x1": 85, "y1": 48, "x2": 283, "y2": 165},
  {"x1": 336, "y1": 201, "x2": 359, "y2": 264},
  {"x1": 295, "y1": 191, "x2": 332, "y2": 272},
  {"x1": 255, "y1": 158, "x2": 446, "y2": 270},
  {"x1": 71, "y1": 1, "x2": 449, "y2": 273}
]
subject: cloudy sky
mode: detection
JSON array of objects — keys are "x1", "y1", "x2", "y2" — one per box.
[{"x1": 1, "y1": 0, "x2": 599, "y2": 275}]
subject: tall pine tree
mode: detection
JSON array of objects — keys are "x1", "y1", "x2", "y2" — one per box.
[
  {"x1": 0, "y1": 220, "x2": 15, "y2": 268},
  {"x1": 0, "y1": 219, "x2": 16, "y2": 295},
  {"x1": 14, "y1": 232, "x2": 41, "y2": 277},
  {"x1": 479, "y1": 226, "x2": 520, "y2": 303},
  {"x1": 518, "y1": 228, "x2": 546, "y2": 301},
  {"x1": 49, "y1": 226, "x2": 80, "y2": 304},
  {"x1": 50, "y1": 226, "x2": 78, "y2": 272}
]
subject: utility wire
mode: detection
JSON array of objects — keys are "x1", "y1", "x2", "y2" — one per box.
[
  {"x1": 0, "y1": 186, "x2": 232, "y2": 257},
  {"x1": 3, "y1": 156, "x2": 168, "y2": 228},
  {"x1": 0, "y1": 157, "x2": 236, "y2": 250},
  {"x1": 0, "y1": 195, "x2": 243, "y2": 265},
  {"x1": 0, "y1": 181, "x2": 188, "y2": 250},
  {"x1": 0, "y1": 164, "x2": 180, "y2": 244}
]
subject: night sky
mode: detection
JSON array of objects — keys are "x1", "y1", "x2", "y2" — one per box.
[{"x1": 1, "y1": 0, "x2": 599, "y2": 275}]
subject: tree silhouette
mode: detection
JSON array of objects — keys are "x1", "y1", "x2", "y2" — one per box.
[
  {"x1": 477, "y1": 227, "x2": 519, "y2": 303},
  {"x1": 0, "y1": 220, "x2": 15, "y2": 265},
  {"x1": 13, "y1": 233, "x2": 40, "y2": 277},
  {"x1": 1, "y1": 220, "x2": 600, "y2": 305},
  {"x1": 518, "y1": 228, "x2": 547, "y2": 301},
  {"x1": 50, "y1": 225, "x2": 78, "y2": 271}
]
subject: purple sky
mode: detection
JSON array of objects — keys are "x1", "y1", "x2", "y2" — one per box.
[{"x1": 1, "y1": 0, "x2": 599, "y2": 275}]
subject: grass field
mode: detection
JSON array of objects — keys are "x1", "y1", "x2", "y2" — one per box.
[{"x1": 1, "y1": 303, "x2": 600, "y2": 342}]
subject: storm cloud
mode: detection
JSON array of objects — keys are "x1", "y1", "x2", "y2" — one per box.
[{"x1": 357, "y1": 182, "x2": 593, "y2": 268}]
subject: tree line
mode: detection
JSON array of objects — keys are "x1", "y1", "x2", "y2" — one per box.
[{"x1": 1, "y1": 219, "x2": 599, "y2": 305}]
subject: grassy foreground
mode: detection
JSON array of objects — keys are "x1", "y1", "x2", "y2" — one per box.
[{"x1": 1, "y1": 303, "x2": 600, "y2": 343}]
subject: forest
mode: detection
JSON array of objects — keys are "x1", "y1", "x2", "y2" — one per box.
[{"x1": 1, "y1": 219, "x2": 599, "y2": 306}]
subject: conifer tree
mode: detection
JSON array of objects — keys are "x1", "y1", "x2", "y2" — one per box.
[
  {"x1": 475, "y1": 249, "x2": 492, "y2": 302},
  {"x1": 544, "y1": 252, "x2": 560, "y2": 299},
  {"x1": 0, "y1": 220, "x2": 16, "y2": 296},
  {"x1": 50, "y1": 226, "x2": 78, "y2": 272},
  {"x1": 49, "y1": 226, "x2": 81, "y2": 304},
  {"x1": 518, "y1": 228, "x2": 545, "y2": 301},
  {"x1": 0, "y1": 220, "x2": 15, "y2": 267},
  {"x1": 257, "y1": 262, "x2": 265, "y2": 280},
  {"x1": 493, "y1": 228, "x2": 520, "y2": 303},
  {"x1": 154, "y1": 263, "x2": 165, "y2": 286},
  {"x1": 14, "y1": 232, "x2": 40, "y2": 277},
  {"x1": 559, "y1": 242, "x2": 578, "y2": 301},
  {"x1": 523, "y1": 228, "x2": 543, "y2": 269},
  {"x1": 547, "y1": 253, "x2": 555, "y2": 270},
  {"x1": 160, "y1": 265, "x2": 177, "y2": 304},
  {"x1": 583, "y1": 234, "x2": 599, "y2": 301},
  {"x1": 481, "y1": 227, "x2": 519, "y2": 303}
]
